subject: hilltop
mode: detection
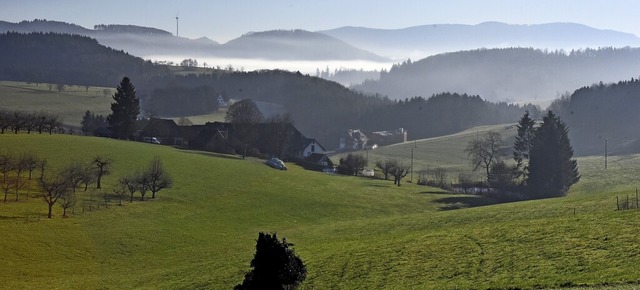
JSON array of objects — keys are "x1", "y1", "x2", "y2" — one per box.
[{"x1": 320, "y1": 22, "x2": 640, "y2": 60}]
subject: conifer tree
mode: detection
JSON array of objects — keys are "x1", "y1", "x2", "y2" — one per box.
[
  {"x1": 513, "y1": 111, "x2": 536, "y2": 180},
  {"x1": 235, "y1": 232, "x2": 306, "y2": 290},
  {"x1": 527, "y1": 111, "x2": 580, "y2": 198},
  {"x1": 107, "y1": 77, "x2": 139, "y2": 139}
]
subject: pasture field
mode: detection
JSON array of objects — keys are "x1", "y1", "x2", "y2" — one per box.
[
  {"x1": 0, "y1": 81, "x2": 114, "y2": 126},
  {"x1": 0, "y1": 80, "x2": 228, "y2": 128},
  {"x1": 1, "y1": 133, "x2": 640, "y2": 289},
  {"x1": 333, "y1": 124, "x2": 519, "y2": 182}
]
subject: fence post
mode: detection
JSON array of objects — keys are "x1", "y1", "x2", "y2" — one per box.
[
  {"x1": 617, "y1": 196, "x2": 620, "y2": 210},
  {"x1": 627, "y1": 195, "x2": 630, "y2": 210}
]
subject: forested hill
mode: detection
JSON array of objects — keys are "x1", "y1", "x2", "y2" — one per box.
[
  {"x1": 0, "y1": 32, "x2": 170, "y2": 87},
  {"x1": 550, "y1": 79, "x2": 640, "y2": 156},
  {"x1": 352, "y1": 47, "x2": 640, "y2": 105},
  {"x1": 0, "y1": 20, "x2": 387, "y2": 61},
  {"x1": 0, "y1": 32, "x2": 536, "y2": 149},
  {"x1": 218, "y1": 30, "x2": 388, "y2": 61}
]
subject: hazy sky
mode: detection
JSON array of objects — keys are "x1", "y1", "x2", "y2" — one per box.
[{"x1": 2, "y1": 0, "x2": 640, "y2": 43}]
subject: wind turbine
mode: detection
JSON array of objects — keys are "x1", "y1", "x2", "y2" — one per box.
[{"x1": 175, "y1": 13, "x2": 179, "y2": 37}]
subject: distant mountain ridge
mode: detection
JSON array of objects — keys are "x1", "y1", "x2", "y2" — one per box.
[
  {"x1": 319, "y1": 22, "x2": 640, "y2": 60},
  {"x1": 352, "y1": 47, "x2": 640, "y2": 105},
  {"x1": 0, "y1": 19, "x2": 387, "y2": 61}
]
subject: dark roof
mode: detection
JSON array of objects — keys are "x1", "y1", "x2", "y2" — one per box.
[{"x1": 305, "y1": 153, "x2": 329, "y2": 163}]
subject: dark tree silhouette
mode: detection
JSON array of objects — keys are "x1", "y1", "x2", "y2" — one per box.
[
  {"x1": 107, "y1": 77, "x2": 140, "y2": 139},
  {"x1": 392, "y1": 162, "x2": 411, "y2": 187},
  {"x1": 375, "y1": 159, "x2": 398, "y2": 180},
  {"x1": 145, "y1": 157, "x2": 172, "y2": 199},
  {"x1": 225, "y1": 99, "x2": 263, "y2": 124},
  {"x1": 513, "y1": 111, "x2": 536, "y2": 180},
  {"x1": 39, "y1": 174, "x2": 69, "y2": 219},
  {"x1": 337, "y1": 153, "x2": 367, "y2": 176},
  {"x1": 235, "y1": 232, "x2": 306, "y2": 290},
  {"x1": 527, "y1": 111, "x2": 580, "y2": 198},
  {"x1": 93, "y1": 156, "x2": 112, "y2": 189},
  {"x1": 465, "y1": 131, "x2": 503, "y2": 182}
]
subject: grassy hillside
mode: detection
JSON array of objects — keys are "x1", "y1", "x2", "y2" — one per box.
[
  {"x1": 0, "y1": 81, "x2": 113, "y2": 126},
  {"x1": 2, "y1": 133, "x2": 640, "y2": 289},
  {"x1": 335, "y1": 123, "x2": 519, "y2": 182}
]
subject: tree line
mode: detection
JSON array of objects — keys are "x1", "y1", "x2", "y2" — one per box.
[
  {"x1": 0, "y1": 150, "x2": 172, "y2": 218},
  {"x1": 463, "y1": 111, "x2": 579, "y2": 199},
  {"x1": 549, "y1": 77, "x2": 640, "y2": 155},
  {"x1": 353, "y1": 47, "x2": 640, "y2": 104},
  {"x1": 0, "y1": 110, "x2": 63, "y2": 134}
]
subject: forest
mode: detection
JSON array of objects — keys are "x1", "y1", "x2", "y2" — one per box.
[
  {"x1": 353, "y1": 47, "x2": 640, "y2": 104},
  {"x1": 550, "y1": 78, "x2": 640, "y2": 155},
  {"x1": 3, "y1": 32, "x2": 616, "y2": 150}
]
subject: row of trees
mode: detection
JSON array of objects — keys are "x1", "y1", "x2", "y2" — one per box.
[
  {"x1": 0, "y1": 110, "x2": 63, "y2": 134},
  {"x1": 80, "y1": 110, "x2": 107, "y2": 136},
  {"x1": 375, "y1": 159, "x2": 411, "y2": 186},
  {"x1": 113, "y1": 157, "x2": 173, "y2": 204},
  {"x1": 1, "y1": 149, "x2": 172, "y2": 218},
  {"x1": 465, "y1": 111, "x2": 579, "y2": 198}
]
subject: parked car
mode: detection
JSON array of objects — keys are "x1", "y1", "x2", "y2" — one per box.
[
  {"x1": 143, "y1": 136, "x2": 161, "y2": 144},
  {"x1": 266, "y1": 158, "x2": 287, "y2": 170}
]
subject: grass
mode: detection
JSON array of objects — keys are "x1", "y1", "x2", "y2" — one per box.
[
  {"x1": 2, "y1": 129, "x2": 640, "y2": 289},
  {"x1": 0, "y1": 80, "x2": 228, "y2": 127},
  {"x1": 169, "y1": 108, "x2": 227, "y2": 125},
  {"x1": 0, "y1": 81, "x2": 114, "y2": 127},
  {"x1": 334, "y1": 123, "x2": 518, "y2": 181}
]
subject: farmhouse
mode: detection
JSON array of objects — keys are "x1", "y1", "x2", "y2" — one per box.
[
  {"x1": 368, "y1": 128, "x2": 407, "y2": 146},
  {"x1": 339, "y1": 129, "x2": 368, "y2": 150},
  {"x1": 300, "y1": 137, "x2": 326, "y2": 158},
  {"x1": 140, "y1": 118, "x2": 184, "y2": 146}
]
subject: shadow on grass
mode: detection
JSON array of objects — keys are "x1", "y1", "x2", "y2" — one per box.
[
  {"x1": 179, "y1": 150, "x2": 243, "y2": 160},
  {"x1": 432, "y1": 195, "x2": 499, "y2": 210},
  {"x1": 0, "y1": 215, "x2": 26, "y2": 220},
  {"x1": 431, "y1": 194, "x2": 522, "y2": 210}
]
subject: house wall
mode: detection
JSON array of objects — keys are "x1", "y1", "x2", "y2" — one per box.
[{"x1": 302, "y1": 140, "x2": 325, "y2": 157}]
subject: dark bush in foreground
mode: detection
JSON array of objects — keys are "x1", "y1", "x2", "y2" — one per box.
[{"x1": 235, "y1": 232, "x2": 306, "y2": 290}]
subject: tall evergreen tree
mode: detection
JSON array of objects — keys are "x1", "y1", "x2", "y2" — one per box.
[
  {"x1": 527, "y1": 111, "x2": 580, "y2": 198},
  {"x1": 513, "y1": 111, "x2": 536, "y2": 180},
  {"x1": 107, "y1": 77, "x2": 139, "y2": 139}
]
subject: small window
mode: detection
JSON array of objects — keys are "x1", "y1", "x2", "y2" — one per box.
[{"x1": 311, "y1": 145, "x2": 315, "y2": 152}]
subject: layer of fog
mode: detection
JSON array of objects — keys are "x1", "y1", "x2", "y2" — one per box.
[{"x1": 145, "y1": 55, "x2": 393, "y2": 77}]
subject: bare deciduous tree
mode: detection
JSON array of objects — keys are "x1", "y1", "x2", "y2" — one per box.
[
  {"x1": 40, "y1": 175, "x2": 69, "y2": 219},
  {"x1": 465, "y1": 131, "x2": 504, "y2": 182},
  {"x1": 119, "y1": 175, "x2": 138, "y2": 203},
  {"x1": 92, "y1": 156, "x2": 112, "y2": 189},
  {"x1": 375, "y1": 159, "x2": 398, "y2": 180},
  {"x1": 392, "y1": 162, "x2": 411, "y2": 187},
  {"x1": 136, "y1": 172, "x2": 150, "y2": 201},
  {"x1": 0, "y1": 153, "x2": 12, "y2": 184},
  {"x1": 112, "y1": 183, "x2": 127, "y2": 206},
  {"x1": 58, "y1": 190, "x2": 76, "y2": 217},
  {"x1": 145, "y1": 157, "x2": 173, "y2": 199}
]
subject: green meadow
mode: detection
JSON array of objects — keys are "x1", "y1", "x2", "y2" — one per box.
[
  {"x1": 2, "y1": 131, "x2": 640, "y2": 289},
  {"x1": 0, "y1": 81, "x2": 227, "y2": 128},
  {"x1": 0, "y1": 81, "x2": 114, "y2": 126}
]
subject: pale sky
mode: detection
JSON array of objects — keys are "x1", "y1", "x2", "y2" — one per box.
[{"x1": 1, "y1": 0, "x2": 639, "y2": 43}]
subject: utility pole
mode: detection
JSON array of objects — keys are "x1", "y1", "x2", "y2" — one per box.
[
  {"x1": 605, "y1": 138, "x2": 608, "y2": 169},
  {"x1": 410, "y1": 147, "x2": 414, "y2": 182},
  {"x1": 175, "y1": 15, "x2": 179, "y2": 37}
]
